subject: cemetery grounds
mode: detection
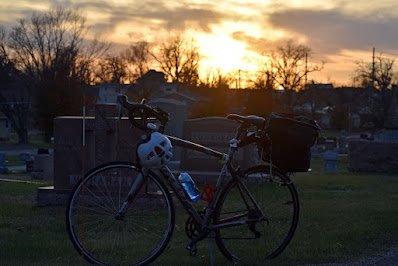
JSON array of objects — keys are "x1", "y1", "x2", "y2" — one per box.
[{"x1": 0, "y1": 132, "x2": 397, "y2": 265}]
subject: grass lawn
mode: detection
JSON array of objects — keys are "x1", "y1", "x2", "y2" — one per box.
[
  {"x1": 0, "y1": 160, "x2": 397, "y2": 265},
  {"x1": 0, "y1": 133, "x2": 52, "y2": 149}
]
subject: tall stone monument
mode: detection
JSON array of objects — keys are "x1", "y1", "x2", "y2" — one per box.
[
  {"x1": 384, "y1": 85, "x2": 398, "y2": 132},
  {"x1": 348, "y1": 85, "x2": 398, "y2": 173},
  {"x1": 148, "y1": 98, "x2": 188, "y2": 162},
  {"x1": 37, "y1": 104, "x2": 144, "y2": 206}
]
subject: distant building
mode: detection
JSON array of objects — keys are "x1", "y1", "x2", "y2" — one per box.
[
  {"x1": 127, "y1": 70, "x2": 207, "y2": 108},
  {"x1": 90, "y1": 83, "x2": 131, "y2": 104},
  {"x1": 309, "y1": 83, "x2": 334, "y2": 90}
]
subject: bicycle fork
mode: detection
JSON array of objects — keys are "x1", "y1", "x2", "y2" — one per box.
[{"x1": 115, "y1": 168, "x2": 150, "y2": 220}]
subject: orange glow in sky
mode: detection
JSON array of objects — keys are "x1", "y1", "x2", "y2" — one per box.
[{"x1": 2, "y1": 0, "x2": 398, "y2": 86}]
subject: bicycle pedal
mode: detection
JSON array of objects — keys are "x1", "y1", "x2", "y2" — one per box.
[{"x1": 186, "y1": 244, "x2": 197, "y2": 256}]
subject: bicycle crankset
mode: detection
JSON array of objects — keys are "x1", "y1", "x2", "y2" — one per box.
[{"x1": 185, "y1": 210, "x2": 205, "y2": 240}]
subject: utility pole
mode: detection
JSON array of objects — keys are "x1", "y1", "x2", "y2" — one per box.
[
  {"x1": 372, "y1": 47, "x2": 375, "y2": 88},
  {"x1": 305, "y1": 53, "x2": 308, "y2": 89},
  {"x1": 238, "y1": 69, "x2": 241, "y2": 89},
  {"x1": 235, "y1": 69, "x2": 241, "y2": 89}
]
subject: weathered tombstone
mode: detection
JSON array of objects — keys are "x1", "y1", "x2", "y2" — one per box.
[
  {"x1": 325, "y1": 138, "x2": 337, "y2": 150},
  {"x1": 347, "y1": 87, "x2": 398, "y2": 173},
  {"x1": 348, "y1": 140, "x2": 398, "y2": 173},
  {"x1": 30, "y1": 154, "x2": 54, "y2": 180},
  {"x1": 19, "y1": 152, "x2": 32, "y2": 163},
  {"x1": 148, "y1": 98, "x2": 188, "y2": 163},
  {"x1": 323, "y1": 150, "x2": 339, "y2": 171},
  {"x1": 180, "y1": 117, "x2": 257, "y2": 183},
  {"x1": 384, "y1": 84, "x2": 398, "y2": 131},
  {"x1": 0, "y1": 152, "x2": 8, "y2": 174},
  {"x1": 350, "y1": 113, "x2": 361, "y2": 129},
  {"x1": 38, "y1": 104, "x2": 145, "y2": 205}
]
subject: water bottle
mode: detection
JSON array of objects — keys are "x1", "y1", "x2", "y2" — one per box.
[{"x1": 178, "y1": 172, "x2": 201, "y2": 201}]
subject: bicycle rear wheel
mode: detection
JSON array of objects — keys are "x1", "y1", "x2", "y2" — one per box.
[
  {"x1": 66, "y1": 162, "x2": 175, "y2": 266},
  {"x1": 214, "y1": 165, "x2": 299, "y2": 263}
]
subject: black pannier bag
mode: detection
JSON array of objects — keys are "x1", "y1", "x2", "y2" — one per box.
[{"x1": 258, "y1": 113, "x2": 320, "y2": 172}]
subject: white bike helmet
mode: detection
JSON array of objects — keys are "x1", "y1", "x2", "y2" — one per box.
[{"x1": 137, "y1": 132, "x2": 173, "y2": 168}]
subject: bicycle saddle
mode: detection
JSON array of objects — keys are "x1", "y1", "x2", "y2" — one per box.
[{"x1": 227, "y1": 114, "x2": 265, "y2": 127}]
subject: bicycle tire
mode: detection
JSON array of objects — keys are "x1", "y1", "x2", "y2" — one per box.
[
  {"x1": 214, "y1": 165, "x2": 299, "y2": 263},
  {"x1": 66, "y1": 161, "x2": 175, "y2": 266}
]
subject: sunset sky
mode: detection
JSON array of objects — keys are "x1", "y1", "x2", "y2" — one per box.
[{"x1": 2, "y1": 0, "x2": 398, "y2": 86}]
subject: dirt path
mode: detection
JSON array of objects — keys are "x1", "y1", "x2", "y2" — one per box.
[{"x1": 304, "y1": 248, "x2": 398, "y2": 265}]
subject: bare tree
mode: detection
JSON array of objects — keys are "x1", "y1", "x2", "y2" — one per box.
[
  {"x1": 353, "y1": 54, "x2": 397, "y2": 91},
  {"x1": 8, "y1": 9, "x2": 85, "y2": 83},
  {"x1": 251, "y1": 63, "x2": 275, "y2": 91},
  {"x1": 95, "y1": 54, "x2": 128, "y2": 83},
  {"x1": 6, "y1": 8, "x2": 109, "y2": 140},
  {"x1": 151, "y1": 34, "x2": 201, "y2": 86},
  {"x1": 266, "y1": 40, "x2": 322, "y2": 91},
  {"x1": 256, "y1": 40, "x2": 323, "y2": 112},
  {"x1": 123, "y1": 41, "x2": 150, "y2": 82},
  {"x1": 201, "y1": 67, "x2": 235, "y2": 89},
  {"x1": 353, "y1": 54, "x2": 398, "y2": 123},
  {"x1": 75, "y1": 37, "x2": 111, "y2": 85},
  {"x1": 0, "y1": 27, "x2": 30, "y2": 143}
]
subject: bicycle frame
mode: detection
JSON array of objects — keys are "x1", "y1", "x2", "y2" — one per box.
[
  {"x1": 117, "y1": 124, "x2": 266, "y2": 246},
  {"x1": 67, "y1": 99, "x2": 300, "y2": 265}
]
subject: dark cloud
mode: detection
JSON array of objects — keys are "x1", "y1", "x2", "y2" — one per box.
[
  {"x1": 146, "y1": 8, "x2": 223, "y2": 32},
  {"x1": 49, "y1": 1, "x2": 226, "y2": 34},
  {"x1": 267, "y1": 8, "x2": 398, "y2": 56},
  {"x1": 232, "y1": 31, "x2": 292, "y2": 54}
]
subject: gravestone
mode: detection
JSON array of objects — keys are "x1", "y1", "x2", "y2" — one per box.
[
  {"x1": 0, "y1": 152, "x2": 7, "y2": 174},
  {"x1": 384, "y1": 85, "x2": 398, "y2": 130},
  {"x1": 180, "y1": 117, "x2": 257, "y2": 183},
  {"x1": 30, "y1": 154, "x2": 54, "y2": 180},
  {"x1": 325, "y1": 138, "x2": 337, "y2": 150},
  {"x1": 19, "y1": 152, "x2": 32, "y2": 163},
  {"x1": 348, "y1": 86, "x2": 398, "y2": 173},
  {"x1": 323, "y1": 150, "x2": 339, "y2": 171},
  {"x1": 148, "y1": 98, "x2": 188, "y2": 162},
  {"x1": 38, "y1": 104, "x2": 146, "y2": 205},
  {"x1": 348, "y1": 140, "x2": 398, "y2": 173}
]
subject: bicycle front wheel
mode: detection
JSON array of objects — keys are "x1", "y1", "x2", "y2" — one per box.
[
  {"x1": 214, "y1": 165, "x2": 299, "y2": 263},
  {"x1": 66, "y1": 162, "x2": 175, "y2": 266}
]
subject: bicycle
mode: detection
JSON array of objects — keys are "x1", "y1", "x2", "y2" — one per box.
[{"x1": 66, "y1": 95, "x2": 311, "y2": 265}]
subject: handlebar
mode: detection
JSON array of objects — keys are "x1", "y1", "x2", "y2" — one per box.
[{"x1": 117, "y1": 95, "x2": 169, "y2": 133}]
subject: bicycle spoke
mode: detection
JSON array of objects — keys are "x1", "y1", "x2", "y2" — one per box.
[
  {"x1": 66, "y1": 163, "x2": 175, "y2": 266},
  {"x1": 214, "y1": 166, "x2": 299, "y2": 263}
]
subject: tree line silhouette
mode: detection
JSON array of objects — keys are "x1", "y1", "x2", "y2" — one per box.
[{"x1": 0, "y1": 8, "x2": 397, "y2": 143}]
